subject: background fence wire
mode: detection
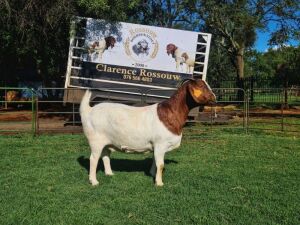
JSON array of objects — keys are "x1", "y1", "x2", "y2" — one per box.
[{"x1": 0, "y1": 87, "x2": 299, "y2": 136}]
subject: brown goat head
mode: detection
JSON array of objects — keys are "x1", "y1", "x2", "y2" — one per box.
[
  {"x1": 187, "y1": 79, "x2": 216, "y2": 105},
  {"x1": 166, "y1": 44, "x2": 177, "y2": 56},
  {"x1": 91, "y1": 41, "x2": 99, "y2": 49},
  {"x1": 105, "y1": 36, "x2": 116, "y2": 49},
  {"x1": 181, "y1": 52, "x2": 189, "y2": 61}
]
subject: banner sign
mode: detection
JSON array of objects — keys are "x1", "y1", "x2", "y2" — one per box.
[
  {"x1": 81, "y1": 62, "x2": 187, "y2": 87},
  {"x1": 75, "y1": 18, "x2": 209, "y2": 87}
]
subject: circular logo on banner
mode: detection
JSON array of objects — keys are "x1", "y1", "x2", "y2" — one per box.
[{"x1": 124, "y1": 28, "x2": 159, "y2": 63}]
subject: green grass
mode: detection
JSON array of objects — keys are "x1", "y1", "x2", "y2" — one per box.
[
  {"x1": 248, "y1": 117, "x2": 300, "y2": 134},
  {"x1": 252, "y1": 93, "x2": 285, "y2": 103},
  {"x1": 0, "y1": 132, "x2": 299, "y2": 225}
]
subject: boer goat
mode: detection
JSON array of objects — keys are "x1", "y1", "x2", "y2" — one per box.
[
  {"x1": 132, "y1": 39, "x2": 149, "y2": 56},
  {"x1": 80, "y1": 79, "x2": 216, "y2": 186},
  {"x1": 166, "y1": 43, "x2": 192, "y2": 72},
  {"x1": 181, "y1": 52, "x2": 195, "y2": 73},
  {"x1": 88, "y1": 36, "x2": 116, "y2": 62}
]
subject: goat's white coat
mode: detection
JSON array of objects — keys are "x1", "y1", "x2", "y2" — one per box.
[
  {"x1": 182, "y1": 57, "x2": 195, "y2": 73},
  {"x1": 172, "y1": 48, "x2": 194, "y2": 73},
  {"x1": 89, "y1": 39, "x2": 107, "y2": 62},
  {"x1": 172, "y1": 48, "x2": 185, "y2": 71},
  {"x1": 80, "y1": 91, "x2": 182, "y2": 186}
]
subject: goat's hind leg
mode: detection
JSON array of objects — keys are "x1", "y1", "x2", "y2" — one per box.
[
  {"x1": 102, "y1": 148, "x2": 114, "y2": 176},
  {"x1": 88, "y1": 137, "x2": 107, "y2": 186}
]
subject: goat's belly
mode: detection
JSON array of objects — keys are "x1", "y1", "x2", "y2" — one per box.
[
  {"x1": 101, "y1": 122, "x2": 154, "y2": 152},
  {"x1": 110, "y1": 142, "x2": 153, "y2": 153},
  {"x1": 121, "y1": 144, "x2": 153, "y2": 153}
]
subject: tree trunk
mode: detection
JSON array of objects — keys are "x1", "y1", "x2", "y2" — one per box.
[{"x1": 235, "y1": 48, "x2": 245, "y2": 101}]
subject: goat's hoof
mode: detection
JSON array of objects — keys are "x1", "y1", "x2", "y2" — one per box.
[
  {"x1": 155, "y1": 182, "x2": 164, "y2": 187},
  {"x1": 89, "y1": 180, "x2": 99, "y2": 186},
  {"x1": 105, "y1": 172, "x2": 114, "y2": 176}
]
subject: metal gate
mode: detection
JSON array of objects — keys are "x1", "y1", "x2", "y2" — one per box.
[{"x1": 0, "y1": 87, "x2": 299, "y2": 136}]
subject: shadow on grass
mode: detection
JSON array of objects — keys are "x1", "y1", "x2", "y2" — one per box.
[{"x1": 77, "y1": 156, "x2": 178, "y2": 177}]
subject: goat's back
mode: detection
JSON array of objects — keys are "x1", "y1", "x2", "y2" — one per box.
[
  {"x1": 92, "y1": 102, "x2": 156, "y2": 123},
  {"x1": 83, "y1": 102, "x2": 167, "y2": 149}
]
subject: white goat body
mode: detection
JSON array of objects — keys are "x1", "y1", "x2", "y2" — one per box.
[
  {"x1": 80, "y1": 91, "x2": 181, "y2": 186},
  {"x1": 80, "y1": 93, "x2": 181, "y2": 152},
  {"x1": 80, "y1": 79, "x2": 216, "y2": 186}
]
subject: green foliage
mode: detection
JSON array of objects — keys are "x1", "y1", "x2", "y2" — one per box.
[
  {"x1": 0, "y1": 0, "x2": 76, "y2": 85},
  {"x1": 245, "y1": 50, "x2": 275, "y2": 79},
  {"x1": 271, "y1": 45, "x2": 300, "y2": 86},
  {"x1": 0, "y1": 0, "x2": 141, "y2": 86},
  {"x1": 244, "y1": 46, "x2": 300, "y2": 86},
  {"x1": 207, "y1": 40, "x2": 236, "y2": 87},
  {"x1": 0, "y1": 0, "x2": 299, "y2": 88},
  {"x1": 77, "y1": 0, "x2": 140, "y2": 21},
  {"x1": 129, "y1": 0, "x2": 197, "y2": 29},
  {"x1": 187, "y1": 0, "x2": 300, "y2": 87}
]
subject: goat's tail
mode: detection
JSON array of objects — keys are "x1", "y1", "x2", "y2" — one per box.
[{"x1": 80, "y1": 90, "x2": 92, "y2": 125}]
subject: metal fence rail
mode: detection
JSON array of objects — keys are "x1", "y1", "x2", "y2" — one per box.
[
  {"x1": 0, "y1": 87, "x2": 36, "y2": 134},
  {"x1": 0, "y1": 87, "x2": 299, "y2": 136},
  {"x1": 144, "y1": 88, "x2": 249, "y2": 139},
  {"x1": 247, "y1": 88, "x2": 300, "y2": 134},
  {"x1": 35, "y1": 87, "x2": 144, "y2": 134}
]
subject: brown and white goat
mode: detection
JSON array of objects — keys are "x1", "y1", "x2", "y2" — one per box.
[
  {"x1": 88, "y1": 36, "x2": 116, "y2": 62},
  {"x1": 166, "y1": 43, "x2": 193, "y2": 72},
  {"x1": 80, "y1": 79, "x2": 216, "y2": 186},
  {"x1": 181, "y1": 52, "x2": 195, "y2": 73}
]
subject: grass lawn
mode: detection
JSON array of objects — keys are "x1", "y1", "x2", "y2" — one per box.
[
  {"x1": 248, "y1": 117, "x2": 300, "y2": 134},
  {"x1": 0, "y1": 131, "x2": 299, "y2": 225}
]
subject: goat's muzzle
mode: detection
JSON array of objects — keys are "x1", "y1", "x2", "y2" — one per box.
[{"x1": 208, "y1": 93, "x2": 217, "y2": 105}]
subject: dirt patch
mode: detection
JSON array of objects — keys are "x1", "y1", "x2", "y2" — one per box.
[
  {"x1": 0, "y1": 110, "x2": 33, "y2": 121},
  {"x1": 249, "y1": 108, "x2": 300, "y2": 115},
  {"x1": 0, "y1": 106, "x2": 299, "y2": 133}
]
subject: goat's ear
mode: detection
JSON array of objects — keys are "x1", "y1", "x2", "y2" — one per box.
[
  {"x1": 181, "y1": 53, "x2": 188, "y2": 59},
  {"x1": 188, "y1": 81, "x2": 202, "y2": 102}
]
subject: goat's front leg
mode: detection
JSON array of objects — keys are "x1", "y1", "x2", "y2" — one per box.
[
  {"x1": 98, "y1": 52, "x2": 103, "y2": 62},
  {"x1": 154, "y1": 149, "x2": 165, "y2": 186},
  {"x1": 91, "y1": 52, "x2": 97, "y2": 62},
  {"x1": 176, "y1": 61, "x2": 180, "y2": 71},
  {"x1": 187, "y1": 65, "x2": 192, "y2": 73}
]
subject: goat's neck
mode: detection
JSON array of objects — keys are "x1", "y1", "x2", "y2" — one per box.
[
  {"x1": 157, "y1": 85, "x2": 196, "y2": 135},
  {"x1": 170, "y1": 89, "x2": 189, "y2": 120}
]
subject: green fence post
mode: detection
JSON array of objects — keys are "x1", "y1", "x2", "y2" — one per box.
[{"x1": 31, "y1": 88, "x2": 36, "y2": 136}]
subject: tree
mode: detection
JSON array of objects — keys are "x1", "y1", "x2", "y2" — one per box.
[
  {"x1": 0, "y1": 0, "x2": 141, "y2": 86},
  {"x1": 243, "y1": 46, "x2": 300, "y2": 105},
  {"x1": 187, "y1": 0, "x2": 300, "y2": 98},
  {"x1": 206, "y1": 39, "x2": 236, "y2": 88},
  {"x1": 0, "y1": 0, "x2": 76, "y2": 86},
  {"x1": 253, "y1": 45, "x2": 300, "y2": 87},
  {"x1": 77, "y1": 0, "x2": 140, "y2": 22},
  {"x1": 129, "y1": 0, "x2": 196, "y2": 29},
  {"x1": 271, "y1": 46, "x2": 300, "y2": 107}
]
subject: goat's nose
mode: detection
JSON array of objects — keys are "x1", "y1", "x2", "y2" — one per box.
[
  {"x1": 210, "y1": 94, "x2": 217, "y2": 104},
  {"x1": 213, "y1": 94, "x2": 217, "y2": 102}
]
